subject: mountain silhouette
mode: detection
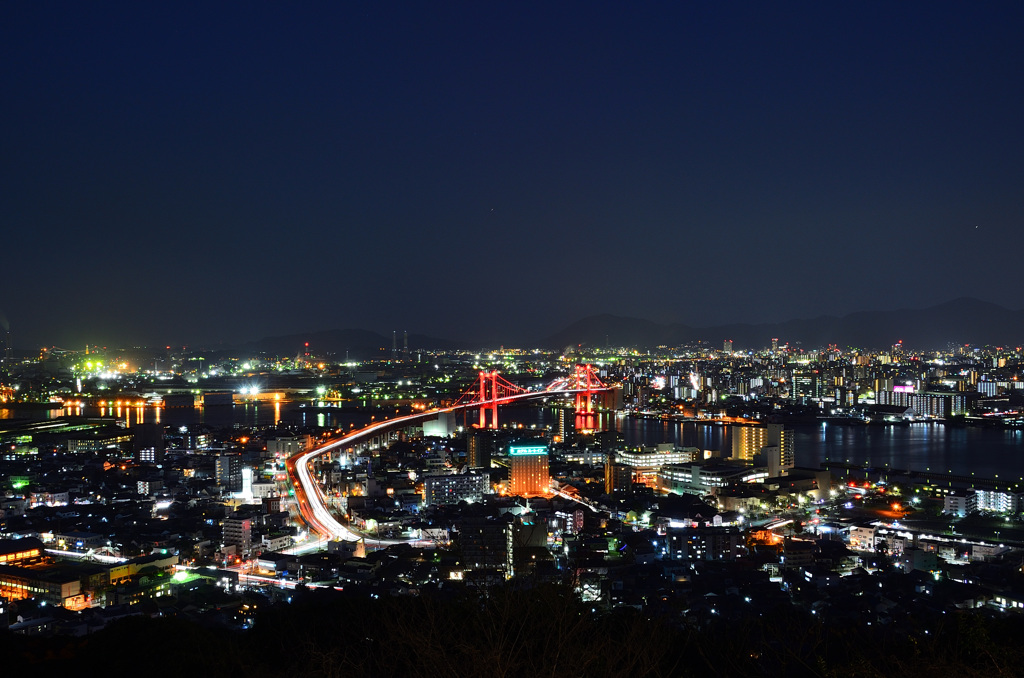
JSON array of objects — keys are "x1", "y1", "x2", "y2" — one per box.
[{"x1": 543, "y1": 298, "x2": 1024, "y2": 350}]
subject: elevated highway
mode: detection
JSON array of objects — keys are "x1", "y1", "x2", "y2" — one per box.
[{"x1": 286, "y1": 384, "x2": 613, "y2": 545}]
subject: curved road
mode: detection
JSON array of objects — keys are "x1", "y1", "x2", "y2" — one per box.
[{"x1": 287, "y1": 388, "x2": 605, "y2": 544}]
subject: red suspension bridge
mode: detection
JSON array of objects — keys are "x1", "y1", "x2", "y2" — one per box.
[
  {"x1": 451, "y1": 362, "x2": 609, "y2": 429},
  {"x1": 287, "y1": 365, "x2": 614, "y2": 543}
]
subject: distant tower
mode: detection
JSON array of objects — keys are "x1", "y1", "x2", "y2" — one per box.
[
  {"x1": 771, "y1": 338, "x2": 779, "y2": 352},
  {"x1": 403, "y1": 330, "x2": 409, "y2": 358},
  {"x1": 392, "y1": 331, "x2": 398, "y2": 361}
]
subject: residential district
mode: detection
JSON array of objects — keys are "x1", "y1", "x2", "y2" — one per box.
[{"x1": 1, "y1": 336, "x2": 1023, "y2": 637}]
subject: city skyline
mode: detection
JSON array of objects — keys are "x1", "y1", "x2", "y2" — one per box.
[{"x1": 4, "y1": 4, "x2": 1023, "y2": 348}]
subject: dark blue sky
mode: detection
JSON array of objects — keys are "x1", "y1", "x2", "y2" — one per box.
[{"x1": 3, "y1": 2, "x2": 1023, "y2": 348}]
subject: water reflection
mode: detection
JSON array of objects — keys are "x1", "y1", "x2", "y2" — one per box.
[
  {"x1": 504, "y1": 408, "x2": 1024, "y2": 479},
  {"x1": 4, "y1": 401, "x2": 1022, "y2": 479}
]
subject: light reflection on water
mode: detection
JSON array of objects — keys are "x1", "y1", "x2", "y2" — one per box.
[
  {"x1": 4, "y1": 402, "x2": 1022, "y2": 478},
  {"x1": 504, "y1": 407, "x2": 1024, "y2": 480}
]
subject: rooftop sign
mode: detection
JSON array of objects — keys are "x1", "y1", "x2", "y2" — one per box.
[{"x1": 509, "y1": 445, "x2": 548, "y2": 457}]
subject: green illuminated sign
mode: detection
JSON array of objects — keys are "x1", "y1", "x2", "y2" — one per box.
[{"x1": 509, "y1": 446, "x2": 548, "y2": 457}]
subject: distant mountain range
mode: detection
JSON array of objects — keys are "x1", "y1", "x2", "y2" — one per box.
[
  {"x1": 236, "y1": 298, "x2": 1023, "y2": 356},
  {"x1": 240, "y1": 329, "x2": 468, "y2": 359},
  {"x1": 541, "y1": 298, "x2": 1024, "y2": 351}
]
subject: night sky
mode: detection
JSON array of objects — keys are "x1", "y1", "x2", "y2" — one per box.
[{"x1": 4, "y1": 2, "x2": 1023, "y2": 349}]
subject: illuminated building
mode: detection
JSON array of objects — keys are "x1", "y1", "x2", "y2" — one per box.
[
  {"x1": 790, "y1": 370, "x2": 820, "y2": 401},
  {"x1": 764, "y1": 441, "x2": 795, "y2": 478},
  {"x1": 876, "y1": 391, "x2": 969, "y2": 418},
  {"x1": 0, "y1": 538, "x2": 45, "y2": 567},
  {"x1": 664, "y1": 527, "x2": 742, "y2": 561},
  {"x1": 614, "y1": 444, "x2": 700, "y2": 485},
  {"x1": 424, "y1": 472, "x2": 489, "y2": 505},
  {"x1": 132, "y1": 423, "x2": 165, "y2": 463},
  {"x1": 53, "y1": 531, "x2": 105, "y2": 552},
  {"x1": 267, "y1": 435, "x2": 313, "y2": 457},
  {"x1": 67, "y1": 431, "x2": 133, "y2": 453},
  {"x1": 508, "y1": 444, "x2": 550, "y2": 497},
  {"x1": 731, "y1": 424, "x2": 792, "y2": 467},
  {"x1": 466, "y1": 429, "x2": 495, "y2": 469},
  {"x1": 422, "y1": 412, "x2": 456, "y2": 437},
  {"x1": 604, "y1": 451, "x2": 633, "y2": 494},
  {"x1": 215, "y1": 452, "x2": 243, "y2": 492},
  {"x1": 554, "y1": 406, "x2": 575, "y2": 444},
  {"x1": 563, "y1": 449, "x2": 605, "y2": 465},
  {"x1": 459, "y1": 516, "x2": 514, "y2": 577},
  {"x1": 656, "y1": 463, "x2": 767, "y2": 496},
  {"x1": 222, "y1": 514, "x2": 253, "y2": 553},
  {"x1": 0, "y1": 564, "x2": 83, "y2": 608}
]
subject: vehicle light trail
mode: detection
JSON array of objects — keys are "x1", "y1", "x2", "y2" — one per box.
[{"x1": 288, "y1": 387, "x2": 611, "y2": 544}]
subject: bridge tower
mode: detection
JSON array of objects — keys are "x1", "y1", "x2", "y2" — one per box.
[
  {"x1": 573, "y1": 364, "x2": 601, "y2": 432},
  {"x1": 477, "y1": 371, "x2": 501, "y2": 429}
]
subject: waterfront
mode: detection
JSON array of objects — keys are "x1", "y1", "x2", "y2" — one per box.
[
  {"x1": 5, "y1": 402, "x2": 1024, "y2": 480},
  {"x1": 508, "y1": 407, "x2": 1024, "y2": 481}
]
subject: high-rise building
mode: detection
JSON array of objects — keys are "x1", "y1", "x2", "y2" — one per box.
[
  {"x1": 732, "y1": 425, "x2": 765, "y2": 463},
  {"x1": 731, "y1": 423, "x2": 793, "y2": 468},
  {"x1": 764, "y1": 441, "x2": 795, "y2": 478},
  {"x1": 466, "y1": 429, "x2": 495, "y2": 469},
  {"x1": 215, "y1": 452, "x2": 243, "y2": 493},
  {"x1": 459, "y1": 516, "x2": 514, "y2": 577},
  {"x1": 508, "y1": 444, "x2": 549, "y2": 497},
  {"x1": 723, "y1": 339, "x2": 733, "y2": 353},
  {"x1": 554, "y1": 407, "x2": 575, "y2": 444},
  {"x1": 876, "y1": 391, "x2": 969, "y2": 418},
  {"x1": 790, "y1": 371, "x2": 820, "y2": 401},
  {"x1": 604, "y1": 451, "x2": 634, "y2": 494}
]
